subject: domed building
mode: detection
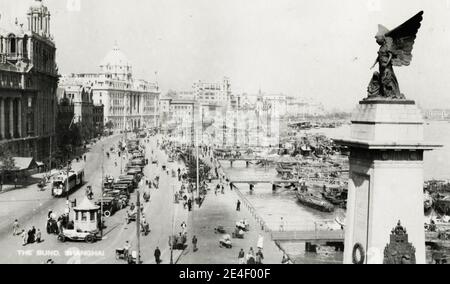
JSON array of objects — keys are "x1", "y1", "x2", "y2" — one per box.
[
  {"x1": 99, "y1": 44, "x2": 132, "y2": 82},
  {"x1": 0, "y1": 0, "x2": 58, "y2": 161},
  {"x1": 62, "y1": 44, "x2": 160, "y2": 131}
]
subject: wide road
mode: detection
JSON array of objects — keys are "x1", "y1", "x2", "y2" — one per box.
[{"x1": 0, "y1": 134, "x2": 187, "y2": 264}]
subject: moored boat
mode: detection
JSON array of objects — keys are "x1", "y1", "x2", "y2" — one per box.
[{"x1": 296, "y1": 191, "x2": 334, "y2": 212}]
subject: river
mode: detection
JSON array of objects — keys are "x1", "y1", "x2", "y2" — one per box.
[{"x1": 221, "y1": 121, "x2": 450, "y2": 264}]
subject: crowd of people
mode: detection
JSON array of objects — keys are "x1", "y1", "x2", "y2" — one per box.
[{"x1": 13, "y1": 220, "x2": 42, "y2": 246}]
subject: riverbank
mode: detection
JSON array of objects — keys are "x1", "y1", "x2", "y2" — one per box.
[{"x1": 175, "y1": 150, "x2": 284, "y2": 264}]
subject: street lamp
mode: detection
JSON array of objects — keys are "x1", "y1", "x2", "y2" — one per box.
[{"x1": 170, "y1": 183, "x2": 175, "y2": 264}]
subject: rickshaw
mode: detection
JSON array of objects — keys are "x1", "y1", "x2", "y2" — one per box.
[
  {"x1": 170, "y1": 234, "x2": 187, "y2": 250},
  {"x1": 85, "y1": 185, "x2": 93, "y2": 200},
  {"x1": 38, "y1": 179, "x2": 47, "y2": 190},
  {"x1": 232, "y1": 227, "x2": 245, "y2": 239},
  {"x1": 219, "y1": 234, "x2": 232, "y2": 248},
  {"x1": 126, "y1": 209, "x2": 137, "y2": 224},
  {"x1": 141, "y1": 220, "x2": 150, "y2": 236},
  {"x1": 127, "y1": 251, "x2": 142, "y2": 264},
  {"x1": 143, "y1": 189, "x2": 151, "y2": 202},
  {"x1": 115, "y1": 248, "x2": 127, "y2": 260}
]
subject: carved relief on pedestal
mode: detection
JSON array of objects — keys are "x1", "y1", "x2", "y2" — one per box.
[{"x1": 383, "y1": 221, "x2": 416, "y2": 264}]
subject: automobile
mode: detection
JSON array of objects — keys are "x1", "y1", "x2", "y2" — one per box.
[
  {"x1": 95, "y1": 197, "x2": 120, "y2": 217},
  {"x1": 113, "y1": 182, "x2": 133, "y2": 194},
  {"x1": 103, "y1": 190, "x2": 129, "y2": 207},
  {"x1": 57, "y1": 229, "x2": 98, "y2": 243}
]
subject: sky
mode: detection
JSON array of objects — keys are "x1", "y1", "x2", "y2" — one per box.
[{"x1": 1, "y1": 0, "x2": 450, "y2": 111}]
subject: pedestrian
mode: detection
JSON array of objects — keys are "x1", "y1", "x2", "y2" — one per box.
[
  {"x1": 221, "y1": 185, "x2": 224, "y2": 194},
  {"x1": 256, "y1": 248, "x2": 264, "y2": 264},
  {"x1": 238, "y1": 248, "x2": 245, "y2": 264},
  {"x1": 83, "y1": 155, "x2": 86, "y2": 162},
  {"x1": 236, "y1": 200, "x2": 241, "y2": 211},
  {"x1": 192, "y1": 235, "x2": 198, "y2": 252},
  {"x1": 154, "y1": 247, "x2": 161, "y2": 264},
  {"x1": 13, "y1": 219, "x2": 19, "y2": 236},
  {"x1": 187, "y1": 199, "x2": 192, "y2": 211},
  {"x1": 21, "y1": 230, "x2": 27, "y2": 246},
  {"x1": 247, "y1": 247, "x2": 255, "y2": 264},
  {"x1": 30, "y1": 226, "x2": 36, "y2": 243},
  {"x1": 124, "y1": 241, "x2": 131, "y2": 260},
  {"x1": 181, "y1": 221, "x2": 187, "y2": 234},
  {"x1": 36, "y1": 229, "x2": 42, "y2": 243},
  {"x1": 279, "y1": 217, "x2": 285, "y2": 232}
]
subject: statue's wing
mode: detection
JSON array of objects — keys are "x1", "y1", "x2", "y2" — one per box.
[{"x1": 385, "y1": 11, "x2": 424, "y2": 67}]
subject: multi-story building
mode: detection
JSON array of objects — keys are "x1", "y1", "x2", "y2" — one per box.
[
  {"x1": 423, "y1": 109, "x2": 450, "y2": 121},
  {"x1": 63, "y1": 44, "x2": 160, "y2": 131},
  {"x1": 0, "y1": 0, "x2": 58, "y2": 160},
  {"x1": 55, "y1": 93, "x2": 75, "y2": 147},
  {"x1": 57, "y1": 81, "x2": 94, "y2": 141},
  {"x1": 163, "y1": 81, "x2": 282, "y2": 148},
  {"x1": 92, "y1": 104, "x2": 104, "y2": 136},
  {"x1": 286, "y1": 96, "x2": 325, "y2": 117},
  {"x1": 193, "y1": 77, "x2": 231, "y2": 106}
]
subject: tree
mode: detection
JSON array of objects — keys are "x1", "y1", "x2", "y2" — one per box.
[
  {"x1": 185, "y1": 150, "x2": 211, "y2": 183},
  {"x1": 105, "y1": 120, "x2": 114, "y2": 131},
  {"x1": 0, "y1": 145, "x2": 17, "y2": 190}
]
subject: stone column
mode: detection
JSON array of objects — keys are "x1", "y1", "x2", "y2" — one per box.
[
  {"x1": 9, "y1": 99, "x2": 14, "y2": 138},
  {"x1": 17, "y1": 99, "x2": 22, "y2": 138},
  {"x1": 335, "y1": 100, "x2": 441, "y2": 264},
  {"x1": 0, "y1": 99, "x2": 4, "y2": 139}
]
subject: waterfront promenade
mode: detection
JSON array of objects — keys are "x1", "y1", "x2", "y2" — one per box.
[
  {"x1": 177, "y1": 149, "x2": 284, "y2": 264},
  {"x1": 178, "y1": 180, "x2": 284, "y2": 264}
]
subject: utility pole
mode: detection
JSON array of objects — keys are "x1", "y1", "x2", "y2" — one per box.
[
  {"x1": 195, "y1": 104, "x2": 200, "y2": 205},
  {"x1": 170, "y1": 183, "x2": 175, "y2": 264},
  {"x1": 66, "y1": 159, "x2": 70, "y2": 218},
  {"x1": 49, "y1": 135, "x2": 52, "y2": 176},
  {"x1": 100, "y1": 143, "x2": 104, "y2": 238},
  {"x1": 136, "y1": 188, "x2": 141, "y2": 264}
]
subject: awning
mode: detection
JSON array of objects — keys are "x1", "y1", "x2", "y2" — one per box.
[{"x1": 0, "y1": 157, "x2": 38, "y2": 171}]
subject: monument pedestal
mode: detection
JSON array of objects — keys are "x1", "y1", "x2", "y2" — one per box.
[{"x1": 335, "y1": 100, "x2": 441, "y2": 264}]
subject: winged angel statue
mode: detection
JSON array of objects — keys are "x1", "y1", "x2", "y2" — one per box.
[{"x1": 367, "y1": 11, "x2": 424, "y2": 99}]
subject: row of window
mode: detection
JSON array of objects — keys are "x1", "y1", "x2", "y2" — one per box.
[{"x1": 0, "y1": 72, "x2": 21, "y2": 88}]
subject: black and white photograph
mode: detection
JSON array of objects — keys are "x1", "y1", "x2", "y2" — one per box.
[{"x1": 0, "y1": 0, "x2": 449, "y2": 268}]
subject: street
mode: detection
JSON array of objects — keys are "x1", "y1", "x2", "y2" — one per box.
[{"x1": 0, "y1": 134, "x2": 187, "y2": 264}]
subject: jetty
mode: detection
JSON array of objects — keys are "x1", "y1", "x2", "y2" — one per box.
[{"x1": 271, "y1": 230, "x2": 450, "y2": 249}]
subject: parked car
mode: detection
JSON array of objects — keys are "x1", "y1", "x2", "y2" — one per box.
[{"x1": 57, "y1": 229, "x2": 98, "y2": 243}]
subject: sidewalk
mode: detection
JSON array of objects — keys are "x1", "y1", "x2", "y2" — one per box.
[{"x1": 178, "y1": 178, "x2": 284, "y2": 264}]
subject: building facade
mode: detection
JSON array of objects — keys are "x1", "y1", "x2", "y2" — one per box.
[
  {"x1": 193, "y1": 77, "x2": 231, "y2": 106},
  {"x1": 92, "y1": 104, "x2": 104, "y2": 136},
  {"x1": 162, "y1": 80, "x2": 282, "y2": 148},
  {"x1": 57, "y1": 81, "x2": 94, "y2": 141},
  {"x1": 63, "y1": 44, "x2": 160, "y2": 131},
  {"x1": 0, "y1": 0, "x2": 58, "y2": 160}
]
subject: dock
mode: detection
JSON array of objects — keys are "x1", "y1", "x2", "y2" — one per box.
[
  {"x1": 272, "y1": 230, "x2": 449, "y2": 246},
  {"x1": 272, "y1": 230, "x2": 344, "y2": 242},
  {"x1": 231, "y1": 180, "x2": 299, "y2": 185}
]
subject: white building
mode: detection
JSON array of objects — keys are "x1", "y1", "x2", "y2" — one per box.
[
  {"x1": 193, "y1": 77, "x2": 231, "y2": 106},
  {"x1": 63, "y1": 44, "x2": 160, "y2": 131}
]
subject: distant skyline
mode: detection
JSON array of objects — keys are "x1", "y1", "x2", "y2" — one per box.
[{"x1": 1, "y1": 0, "x2": 450, "y2": 111}]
